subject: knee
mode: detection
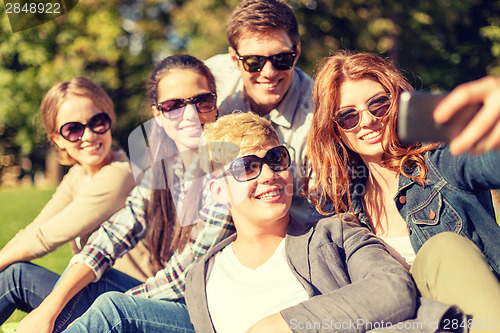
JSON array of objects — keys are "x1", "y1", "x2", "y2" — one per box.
[
  {"x1": 1, "y1": 262, "x2": 30, "y2": 279},
  {"x1": 421, "y1": 232, "x2": 479, "y2": 259},
  {"x1": 427, "y1": 232, "x2": 469, "y2": 244},
  {"x1": 414, "y1": 232, "x2": 484, "y2": 276},
  {"x1": 93, "y1": 291, "x2": 125, "y2": 308}
]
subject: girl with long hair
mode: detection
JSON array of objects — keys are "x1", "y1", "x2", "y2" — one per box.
[
  {"x1": 0, "y1": 77, "x2": 135, "y2": 320},
  {"x1": 307, "y1": 50, "x2": 500, "y2": 331},
  {"x1": 0, "y1": 78, "x2": 135, "y2": 270},
  {"x1": 7, "y1": 55, "x2": 234, "y2": 333}
]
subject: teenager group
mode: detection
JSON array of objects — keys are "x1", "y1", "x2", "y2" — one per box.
[{"x1": 1, "y1": 0, "x2": 499, "y2": 332}]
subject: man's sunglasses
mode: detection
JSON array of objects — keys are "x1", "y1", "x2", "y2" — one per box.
[
  {"x1": 221, "y1": 145, "x2": 291, "y2": 182},
  {"x1": 59, "y1": 112, "x2": 112, "y2": 142},
  {"x1": 335, "y1": 94, "x2": 392, "y2": 130},
  {"x1": 157, "y1": 92, "x2": 217, "y2": 119},
  {"x1": 234, "y1": 47, "x2": 297, "y2": 73}
]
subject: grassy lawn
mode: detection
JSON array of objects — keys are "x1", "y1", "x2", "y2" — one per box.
[{"x1": 0, "y1": 186, "x2": 72, "y2": 329}]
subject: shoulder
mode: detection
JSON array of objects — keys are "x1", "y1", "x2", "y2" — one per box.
[
  {"x1": 205, "y1": 53, "x2": 239, "y2": 77},
  {"x1": 84, "y1": 151, "x2": 135, "y2": 195},
  {"x1": 63, "y1": 163, "x2": 84, "y2": 179},
  {"x1": 294, "y1": 67, "x2": 314, "y2": 91},
  {"x1": 314, "y1": 213, "x2": 363, "y2": 234},
  {"x1": 291, "y1": 67, "x2": 314, "y2": 118},
  {"x1": 310, "y1": 213, "x2": 376, "y2": 246},
  {"x1": 424, "y1": 143, "x2": 449, "y2": 160},
  {"x1": 94, "y1": 150, "x2": 133, "y2": 181}
]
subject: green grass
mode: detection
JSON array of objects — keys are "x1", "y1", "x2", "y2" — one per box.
[{"x1": 0, "y1": 186, "x2": 72, "y2": 329}]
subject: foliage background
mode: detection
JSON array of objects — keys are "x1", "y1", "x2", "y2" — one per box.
[{"x1": 0, "y1": 0, "x2": 499, "y2": 184}]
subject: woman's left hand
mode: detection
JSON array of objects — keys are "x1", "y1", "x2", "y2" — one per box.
[
  {"x1": 434, "y1": 76, "x2": 500, "y2": 155},
  {"x1": 16, "y1": 306, "x2": 55, "y2": 333}
]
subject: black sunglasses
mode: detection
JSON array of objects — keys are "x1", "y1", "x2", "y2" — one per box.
[
  {"x1": 157, "y1": 92, "x2": 217, "y2": 119},
  {"x1": 335, "y1": 94, "x2": 392, "y2": 130},
  {"x1": 59, "y1": 112, "x2": 112, "y2": 142},
  {"x1": 234, "y1": 47, "x2": 297, "y2": 73},
  {"x1": 221, "y1": 145, "x2": 291, "y2": 182}
]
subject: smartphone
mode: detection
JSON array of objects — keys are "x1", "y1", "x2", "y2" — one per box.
[{"x1": 398, "y1": 91, "x2": 481, "y2": 144}]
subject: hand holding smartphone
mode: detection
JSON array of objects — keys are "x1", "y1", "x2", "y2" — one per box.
[{"x1": 397, "y1": 91, "x2": 481, "y2": 144}]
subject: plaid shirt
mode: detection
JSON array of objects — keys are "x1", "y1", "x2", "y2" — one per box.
[{"x1": 68, "y1": 157, "x2": 235, "y2": 300}]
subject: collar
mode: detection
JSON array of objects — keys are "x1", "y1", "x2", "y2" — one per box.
[
  {"x1": 205, "y1": 213, "x2": 313, "y2": 261},
  {"x1": 242, "y1": 67, "x2": 308, "y2": 130}
]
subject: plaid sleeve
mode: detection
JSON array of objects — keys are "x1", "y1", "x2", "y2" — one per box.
[
  {"x1": 68, "y1": 184, "x2": 150, "y2": 281},
  {"x1": 126, "y1": 198, "x2": 234, "y2": 300}
]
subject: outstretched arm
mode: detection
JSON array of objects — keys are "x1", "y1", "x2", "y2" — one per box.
[
  {"x1": 15, "y1": 181, "x2": 149, "y2": 333},
  {"x1": 434, "y1": 76, "x2": 500, "y2": 155},
  {"x1": 0, "y1": 157, "x2": 134, "y2": 273}
]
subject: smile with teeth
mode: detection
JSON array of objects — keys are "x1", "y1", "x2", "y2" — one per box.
[
  {"x1": 360, "y1": 130, "x2": 381, "y2": 141},
  {"x1": 82, "y1": 143, "x2": 101, "y2": 150},
  {"x1": 255, "y1": 188, "x2": 282, "y2": 199},
  {"x1": 182, "y1": 125, "x2": 201, "y2": 132},
  {"x1": 259, "y1": 82, "x2": 278, "y2": 89}
]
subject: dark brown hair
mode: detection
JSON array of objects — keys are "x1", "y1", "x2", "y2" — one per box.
[
  {"x1": 144, "y1": 54, "x2": 217, "y2": 270},
  {"x1": 227, "y1": 0, "x2": 299, "y2": 50},
  {"x1": 40, "y1": 77, "x2": 115, "y2": 165},
  {"x1": 306, "y1": 50, "x2": 438, "y2": 216}
]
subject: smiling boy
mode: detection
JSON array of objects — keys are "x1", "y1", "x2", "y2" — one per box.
[
  {"x1": 205, "y1": 0, "x2": 314, "y2": 218},
  {"x1": 185, "y1": 112, "x2": 463, "y2": 333}
]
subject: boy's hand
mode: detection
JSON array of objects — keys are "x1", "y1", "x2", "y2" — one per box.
[{"x1": 246, "y1": 313, "x2": 293, "y2": 333}]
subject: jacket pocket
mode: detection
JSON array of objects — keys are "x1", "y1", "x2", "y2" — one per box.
[{"x1": 408, "y1": 191, "x2": 463, "y2": 240}]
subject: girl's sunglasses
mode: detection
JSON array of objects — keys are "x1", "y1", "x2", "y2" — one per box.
[
  {"x1": 335, "y1": 94, "x2": 392, "y2": 130},
  {"x1": 59, "y1": 112, "x2": 112, "y2": 142},
  {"x1": 157, "y1": 92, "x2": 216, "y2": 119},
  {"x1": 234, "y1": 48, "x2": 297, "y2": 73},
  {"x1": 222, "y1": 145, "x2": 291, "y2": 182}
]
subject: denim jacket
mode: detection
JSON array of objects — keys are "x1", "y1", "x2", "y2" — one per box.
[{"x1": 352, "y1": 144, "x2": 500, "y2": 277}]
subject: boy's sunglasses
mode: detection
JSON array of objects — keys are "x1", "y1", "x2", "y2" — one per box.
[
  {"x1": 157, "y1": 92, "x2": 216, "y2": 119},
  {"x1": 221, "y1": 145, "x2": 291, "y2": 182},
  {"x1": 234, "y1": 47, "x2": 297, "y2": 73},
  {"x1": 59, "y1": 112, "x2": 112, "y2": 142},
  {"x1": 335, "y1": 94, "x2": 392, "y2": 130}
]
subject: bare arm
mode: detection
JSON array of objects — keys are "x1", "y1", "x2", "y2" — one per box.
[
  {"x1": 434, "y1": 76, "x2": 500, "y2": 155},
  {"x1": 15, "y1": 263, "x2": 95, "y2": 333}
]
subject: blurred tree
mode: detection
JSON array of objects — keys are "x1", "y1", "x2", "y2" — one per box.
[
  {"x1": 171, "y1": 0, "x2": 238, "y2": 59},
  {"x1": 480, "y1": 15, "x2": 500, "y2": 76},
  {"x1": 1, "y1": 0, "x2": 499, "y2": 184},
  {"x1": 173, "y1": 0, "x2": 499, "y2": 90},
  {"x1": 0, "y1": 0, "x2": 181, "y2": 184}
]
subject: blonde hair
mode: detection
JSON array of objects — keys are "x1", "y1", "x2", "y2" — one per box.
[
  {"x1": 201, "y1": 112, "x2": 279, "y2": 174},
  {"x1": 40, "y1": 77, "x2": 115, "y2": 165}
]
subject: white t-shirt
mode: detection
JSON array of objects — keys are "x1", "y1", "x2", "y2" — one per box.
[
  {"x1": 206, "y1": 238, "x2": 309, "y2": 333},
  {"x1": 381, "y1": 235, "x2": 416, "y2": 270}
]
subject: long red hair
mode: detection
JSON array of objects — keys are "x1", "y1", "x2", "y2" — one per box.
[{"x1": 306, "y1": 50, "x2": 438, "y2": 216}]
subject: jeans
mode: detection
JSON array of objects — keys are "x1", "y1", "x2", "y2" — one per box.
[
  {"x1": 0, "y1": 262, "x2": 142, "y2": 332},
  {"x1": 0, "y1": 262, "x2": 58, "y2": 324},
  {"x1": 63, "y1": 291, "x2": 195, "y2": 333}
]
